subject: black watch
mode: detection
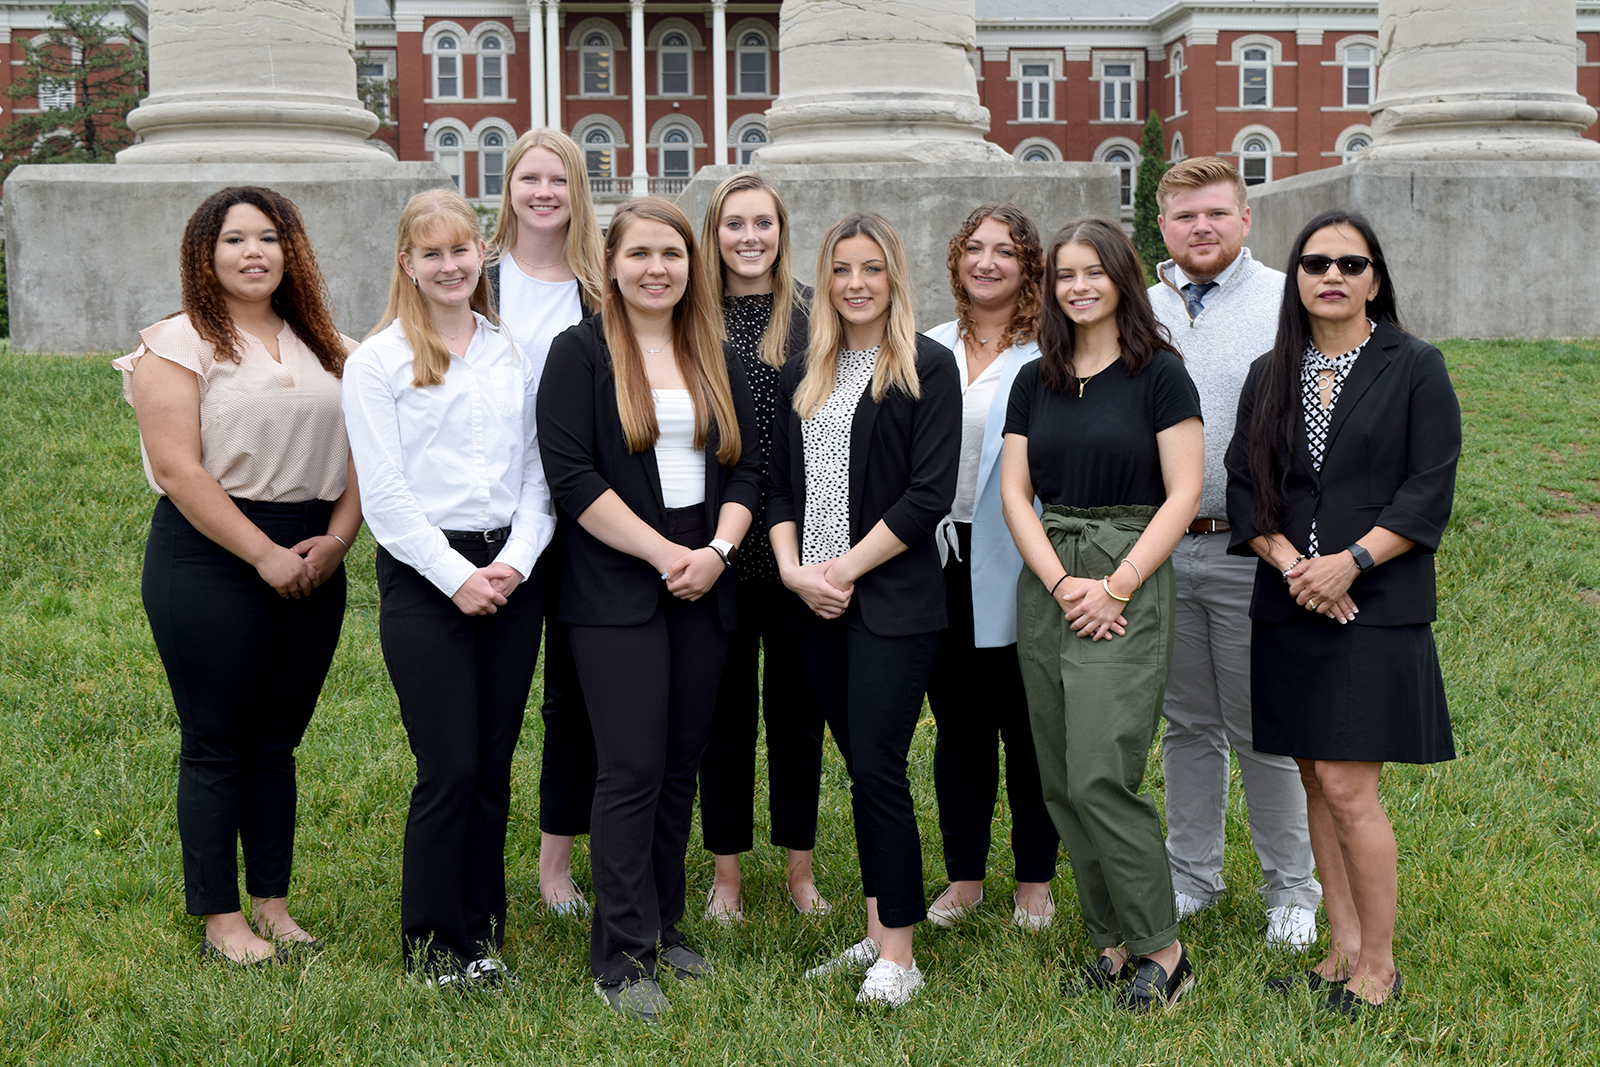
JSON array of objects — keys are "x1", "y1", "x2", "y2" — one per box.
[
  {"x1": 709, "y1": 538, "x2": 739, "y2": 568},
  {"x1": 1346, "y1": 543, "x2": 1375, "y2": 573}
]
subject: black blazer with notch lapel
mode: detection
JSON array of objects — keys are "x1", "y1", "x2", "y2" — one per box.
[
  {"x1": 537, "y1": 313, "x2": 763, "y2": 631},
  {"x1": 767, "y1": 334, "x2": 961, "y2": 637},
  {"x1": 1224, "y1": 318, "x2": 1461, "y2": 626}
]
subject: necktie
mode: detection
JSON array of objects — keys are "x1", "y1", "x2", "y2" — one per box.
[{"x1": 1182, "y1": 281, "x2": 1217, "y2": 318}]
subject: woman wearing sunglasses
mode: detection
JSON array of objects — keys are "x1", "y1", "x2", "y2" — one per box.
[{"x1": 1225, "y1": 210, "x2": 1460, "y2": 1017}]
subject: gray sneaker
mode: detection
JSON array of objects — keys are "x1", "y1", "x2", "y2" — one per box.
[
  {"x1": 595, "y1": 977, "x2": 671, "y2": 1023},
  {"x1": 660, "y1": 943, "x2": 713, "y2": 980}
]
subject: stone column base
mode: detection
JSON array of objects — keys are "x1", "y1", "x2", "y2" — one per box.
[
  {"x1": 1244, "y1": 160, "x2": 1600, "y2": 339},
  {"x1": 4, "y1": 163, "x2": 453, "y2": 353}
]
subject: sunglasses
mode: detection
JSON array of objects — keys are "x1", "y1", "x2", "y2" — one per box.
[{"x1": 1299, "y1": 254, "x2": 1372, "y2": 277}]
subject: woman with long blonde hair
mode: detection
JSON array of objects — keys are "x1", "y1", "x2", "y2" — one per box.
[
  {"x1": 344, "y1": 188, "x2": 556, "y2": 987},
  {"x1": 693, "y1": 173, "x2": 830, "y2": 921},
  {"x1": 537, "y1": 197, "x2": 760, "y2": 1022},
  {"x1": 768, "y1": 212, "x2": 961, "y2": 1007},
  {"x1": 484, "y1": 126, "x2": 605, "y2": 916}
]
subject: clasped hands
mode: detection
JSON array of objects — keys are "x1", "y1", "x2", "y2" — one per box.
[
  {"x1": 257, "y1": 534, "x2": 350, "y2": 600},
  {"x1": 782, "y1": 558, "x2": 854, "y2": 620},
  {"x1": 1054, "y1": 575, "x2": 1127, "y2": 641},
  {"x1": 658, "y1": 543, "x2": 727, "y2": 602},
  {"x1": 452, "y1": 563, "x2": 524, "y2": 615},
  {"x1": 1283, "y1": 553, "x2": 1359, "y2": 624}
]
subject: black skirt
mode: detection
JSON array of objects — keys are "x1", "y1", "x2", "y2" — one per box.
[{"x1": 1251, "y1": 613, "x2": 1455, "y2": 765}]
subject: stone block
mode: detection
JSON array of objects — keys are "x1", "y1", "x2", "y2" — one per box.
[
  {"x1": 4, "y1": 162, "x2": 453, "y2": 353},
  {"x1": 678, "y1": 161, "x2": 1120, "y2": 329},
  {"x1": 1244, "y1": 160, "x2": 1600, "y2": 339}
]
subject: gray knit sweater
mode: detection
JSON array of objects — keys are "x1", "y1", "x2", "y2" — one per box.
[{"x1": 1149, "y1": 247, "x2": 1286, "y2": 522}]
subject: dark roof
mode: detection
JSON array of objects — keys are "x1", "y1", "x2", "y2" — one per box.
[{"x1": 977, "y1": 0, "x2": 1174, "y2": 20}]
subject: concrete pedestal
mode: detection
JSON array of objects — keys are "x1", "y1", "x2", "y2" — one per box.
[
  {"x1": 1244, "y1": 160, "x2": 1600, "y2": 339},
  {"x1": 679, "y1": 162, "x2": 1118, "y2": 328},
  {"x1": 4, "y1": 163, "x2": 452, "y2": 353}
]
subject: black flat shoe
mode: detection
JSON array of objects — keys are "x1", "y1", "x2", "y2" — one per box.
[
  {"x1": 1118, "y1": 947, "x2": 1196, "y2": 1013},
  {"x1": 1323, "y1": 971, "x2": 1403, "y2": 1019},
  {"x1": 1062, "y1": 955, "x2": 1133, "y2": 998},
  {"x1": 1266, "y1": 968, "x2": 1346, "y2": 995}
]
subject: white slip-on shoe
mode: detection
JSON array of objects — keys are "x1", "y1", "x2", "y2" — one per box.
[
  {"x1": 803, "y1": 937, "x2": 880, "y2": 980},
  {"x1": 1265, "y1": 904, "x2": 1317, "y2": 950},
  {"x1": 925, "y1": 886, "x2": 983, "y2": 928},
  {"x1": 856, "y1": 957, "x2": 923, "y2": 1007},
  {"x1": 704, "y1": 887, "x2": 745, "y2": 924},
  {"x1": 1013, "y1": 889, "x2": 1055, "y2": 931},
  {"x1": 1174, "y1": 891, "x2": 1211, "y2": 920}
]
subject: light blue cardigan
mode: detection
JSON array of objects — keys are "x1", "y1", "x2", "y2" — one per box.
[{"x1": 924, "y1": 320, "x2": 1040, "y2": 648}]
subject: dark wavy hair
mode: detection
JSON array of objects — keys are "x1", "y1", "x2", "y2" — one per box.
[
  {"x1": 179, "y1": 186, "x2": 348, "y2": 376},
  {"x1": 946, "y1": 203, "x2": 1044, "y2": 353},
  {"x1": 1245, "y1": 209, "x2": 1402, "y2": 534},
  {"x1": 1037, "y1": 215, "x2": 1175, "y2": 393}
]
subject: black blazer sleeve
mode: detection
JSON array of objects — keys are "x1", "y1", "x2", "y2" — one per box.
[
  {"x1": 720, "y1": 349, "x2": 763, "y2": 520},
  {"x1": 766, "y1": 355, "x2": 804, "y2": 530}
]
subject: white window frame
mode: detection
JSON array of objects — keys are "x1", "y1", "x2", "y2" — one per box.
[
  {"x1": 476, "y1": 122, "x2": 513, "y2": 200},
  {"x1": 1170, "y1": 131, "x2": 1185, "y2": 162},
  {"x1": 1093, "y1": 52, "x2": 1144, "y2": 123},
  {"x1": 433, "y1": 34, "x2": 461, "y2": 100},
  {"x1": 1014, "y1": 136, "x2": 1061, "y2": 163},
  {"x1": 1095, "y1": 138, "x2": 1141, "y2": 212},
  {"x1": 1168, "y1": 45, "x2": 1184, "y2": 116},
  {"x1": 573, "y1": 115, "x2": 629, "y2": 191},
  {"x1": 39, "y1": 77, "x2": 75, "y2": 111},
  {"x1": 573, "y1": 22, "x2": 623, "y2": 98},
  {"x1": 1335, "y1": 123, "x2": 1373, "y2": 164},
  {"x1": 731, "y1": 21, "x2": 772, "y2": 98},
  {"x1": 1230, "y1": 126, "x2": 1281, "y2": 186},
  {"x1": 477, "y1": 32, "x2": 507, "y2": 101},
  {"x1": 356, "y1": 53, "x2": 393, "y2": 117},
  {"x1": 658, "y1": 124, "x2": 694, "y2": 178},
  {"x1": 1010, "y1": 52, "x2": 1059, "y2": 123},
  {"x1": 429, "y1": 123, "x2": 468, "y2": 190},
  {"x1": 1240, "y1": 46, "x2": 1270, "y2": 108},
  {"x1": 729, "y1": 113, "x2": 769, "y2": 164},
  {"x1": 658, "y1": 31, "x2": 692, "y2": 96},
  {"x1": 1337, "y1": 37, "x2": 1378, "y2": 110},
  {"x1": 1229, "y1": 36, "x2": 1283, "y2": 111}
]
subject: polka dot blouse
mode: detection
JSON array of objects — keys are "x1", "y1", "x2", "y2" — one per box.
[{"x1": 800, "y1": 346, "x2": 879, "y2": 566}]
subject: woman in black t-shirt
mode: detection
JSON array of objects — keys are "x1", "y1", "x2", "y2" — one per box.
[{"x1": 1000, "y1": 217, "x2": 1204, "y2": 1013}]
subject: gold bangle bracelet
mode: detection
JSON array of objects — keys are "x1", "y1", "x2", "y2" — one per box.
[{"x1": 1101, "y1": 577, "x2": 1131, "y2": 603}]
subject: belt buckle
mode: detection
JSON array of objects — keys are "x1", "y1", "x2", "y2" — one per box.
[{"x1": 480, "y1": 529, "x2": 496, "y2": 542}]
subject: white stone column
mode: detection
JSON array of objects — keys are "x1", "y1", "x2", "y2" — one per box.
[
  {"x1": 527, "y1": 0, "x2": 546, "y2": 131},
  {"x1": 545, "y1": 1, "x2": 562, "y2": 130},
  {"x1": 1366, "y1": 0, "x2": 1600, "y2": 161},
  {"x1": 711, "y1": 0, "x2": 728, "y2": 165},
  {"x1": 118, "y1": 0, "x2": 390, "y2": 163},
  {"x1": 630, "y1": 0, "x2": 649, "y2": 194}
]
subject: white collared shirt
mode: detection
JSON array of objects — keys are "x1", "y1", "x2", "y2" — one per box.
[{"x1": 343, "y1": 314, "x2": 555, "y2": 596}]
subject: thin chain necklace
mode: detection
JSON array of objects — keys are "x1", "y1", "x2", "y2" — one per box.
[
  {"x1": 1076, "y1": 360, "x2": 1114, "y2": 398},
  {"x1": 438, "y1": 319, "x2": 473, "y2": 342},
  {"x1": 640, "y1": 339, "x2": 670, "y2": 355},
  {"x1": 513, "y1": 249, "x2": 567, "y2": 272}
]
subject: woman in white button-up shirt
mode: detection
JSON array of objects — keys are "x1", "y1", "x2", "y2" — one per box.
[{"x1": 343, "y1": 189, "x2": 555, "y2": 988}]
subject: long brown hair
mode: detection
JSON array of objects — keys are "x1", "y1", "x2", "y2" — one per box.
[
  {"x1": 371, "y1": 189, "x2": 493, "y2": 388},
  {"x1": 794, "y1": 212, "x2": 920, "y2": 419},
  {"x1": 946, "y1": 203, "x2": 1044, "y2": 353},
  {"x1": 179, "y1": 186, "x2": 348, "y2": 375},
  {"x1": 603, "y1": 197, "x2": 742, "y2": 466},
  {"x1": 698, "y1": 172, "x2": 807, "y2": 370},
  {"x1": 1036, "y1": 216, "x2": 1175, "y2": 394},
  {"x1": 485, "y1": 127, "x2": 605, "y2": 307}
]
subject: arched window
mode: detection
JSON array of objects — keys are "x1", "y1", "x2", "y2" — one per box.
[
  {"x1": 435, "y1": 129, "x2": 462, "y2": 189},
  {"x1": 584, "y1": 126, "x2": 614, "y2": 181},
  {"x1": 1170, "y1": 132, "x2": 1185, "y2": 163},
  {"x1": 479, "y1": 34, "x2": 504, "y2": 99},
  {"x1": 1021, "y1": 146, "x2": 1053, "y2": 162},
  {"x1": 1241, "y1": 46, "x2": 1269, "y2": 108},
  {"x1": 434, "y1": 34, "x2": 459, "y2": 98},
  {"x1": 1344, "y1": 45, "x2": 1374, "y2": 108},
  {"x1": 660, "y1": 126, "x2": 692, "y2": 179},
  {"x1": 737, "y1": 31, "x2": 770, "y2": 96},
  {"x1": 480, "y1": 129, "x2": 506, "y2": 198},
  {"x1": 1240, "y1": 136, "x2": 1270, "y2": 184},
  {"x1": 659, "y1": 30, "x2": 691, "y2": 96},
  {"x1": 1341, "y1": 132, "x2": 1371, "y2": 164},
  {"x1": 1105, "y1": 148, "x2": 1135, "y2": 209},
  {"x1": 738, "y1": 124, "x2": 768, "y2": 164},
  {"x1": 581, "y1": 31, "x2": 613, "y2": 96},
  {"x1": 1170, "y1": 46, "x2": 1184, "y2": 114}
]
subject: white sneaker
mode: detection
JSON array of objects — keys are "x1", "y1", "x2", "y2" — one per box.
[
  {"x1": 855, "y1": 958, "x2": 923, "y2": 1007},
  {"x1": 803, "y1": 937, "x2": 879, "y2": 980},
  {"x1": 1174, "y1": 891, "x2": 1212, "y2": 920},
  {"x1": 1265, "y1": 905, "x2": 1317, "y2": 950}
]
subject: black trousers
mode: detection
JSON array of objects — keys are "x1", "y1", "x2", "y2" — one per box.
[
  {"x1": 698, "y1": 577, "x2": 826, "y2": 854},
  {"x1": 569, "y1": 508, "x2": 729, "y2": 983},
  {"x1": 926, "y1": 522, "x2": 1060, "y2": 884},
  {"x1": 537, "y1": 528, "x2": 596, "y2": 836},
  {"x1": 801, "y1": 607, "x2": 938, "y2": 929},
  {"x1": 141, "y1": 496, "x2": 345, "y2": 916},
  {"x1": 376, "y1": 541, "x2": 544, "y2": 973}
]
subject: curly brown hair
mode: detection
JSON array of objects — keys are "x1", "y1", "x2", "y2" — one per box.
[
  {"x1": 946, "y1": 203, "x2": 1044, "y2": 354},
  {"x1": 179, "y1": 186, "x2": 349, "y2": 376}
]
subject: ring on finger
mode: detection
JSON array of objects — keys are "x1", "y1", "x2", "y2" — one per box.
[{"x1": 1308, "y1": 598, "x2": 1319, "y2": 610}]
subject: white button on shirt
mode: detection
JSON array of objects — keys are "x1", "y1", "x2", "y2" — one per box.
[{"x1": 343, "y1": 315, "x2": 556, "y2": 597}]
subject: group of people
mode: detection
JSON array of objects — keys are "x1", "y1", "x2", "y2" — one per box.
[{"x1": 115, "y1": 134, "x2": 1461, "y2": 1025}]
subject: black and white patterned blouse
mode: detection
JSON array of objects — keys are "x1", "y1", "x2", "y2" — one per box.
[
  {"x1": 1301, "y1": 320, "x2": 1376, "y2": 556},
  {"x1": 722, "y1": 293, "x2": 783, "y2": 584},
  {"x1": 800, "y1": 346, "x2": 878, "y2": 566}
]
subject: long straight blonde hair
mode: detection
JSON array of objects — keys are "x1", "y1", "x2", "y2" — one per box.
[
  {"x1": 486, "y1": 127, "x2": 605, "y2": 307},
  {"x1": 793, "y1": 212, "x2": 920, "y2": 419},
  {"x1": 697, "y1": 172, "x2": 807, "y2": 370},
  {"x1": 603, "y1": 197, "x2": 742, "y2": 466},
  {"x1": 371, "y1": 189, "x2": 493, "y2": 388}
]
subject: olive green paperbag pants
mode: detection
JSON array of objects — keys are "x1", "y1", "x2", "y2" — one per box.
[{"x1": 1016, "y1": 504, "x2": 1180, "y2": 956}]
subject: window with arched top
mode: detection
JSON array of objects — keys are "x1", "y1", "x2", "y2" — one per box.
[
  {"x1": 479, "y1": 34, "x2": 503, "y2": 99},
  {"x1": 1105, "y1": 148, "x2": 1135, "y2": 209},
  {"x1": 660, "y1": 126, "x2": 692, "y2": 178},
  {"x1": 1241, "y1": 46, "x2": 1269, "y2": 108},
  {"x1": 480, "y1": 129, "x2": 506, "y2": 198},
  {"x1": 1170, "y1": 132, "x2": 1185, "y2": 163},
  {"x1": 737, "y1": 31, "x2": 770, "y2": 96},
  {"x1": 434, "y1": 34, "x2": 459, "y2": 98},
  {"x1": 738, "y1": 124, "x2": 768, "y2": 164},
  {"x1": 1344, "y1": 45, "x2": 1374, "y2": 108},
  {"x1": 582, "y1": 32, "x2": 613, "y2": 96},
  {"x1": 436, "y1": 129, "x2": 462, "y2": 189},
  {"x1": 1240, "y1": 136, "x2": 1270, "y2": 184},
  {"x1": 1170, "y1": 46, "x2": 1184, "y2": 114},
  {"x1": 1341, "y1": 133, "x2": 1371, "y2": 164},
  {"x1": 584, "y1": 126, "x2": 614, "y2": 180},
  {"x1": 659, "y1": 30, "x2": 691, "y2": 96},
  {"x1": 1021, "y1": 147, "x2": 1053, "y2": 162}
]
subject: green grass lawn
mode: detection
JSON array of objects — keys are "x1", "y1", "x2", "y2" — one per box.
[{"x1": 0, "y1": 340, "x2": 1596, "y2": 1066}]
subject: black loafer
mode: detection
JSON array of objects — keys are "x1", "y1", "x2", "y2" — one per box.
[
  {"x1": 1323, "y1": 970, "x2": 1402, "y2": 1019},
  {"x1": 1062, "y1": 954, "x2": 1133, "y2": 998},
  {"x1": 1118, "y1": 946, "x2": 1196, "y2": 1013},
  {"x1": 660, "y1": 943, "x2": 712, "y2": 980},
  {"x1": 1266, "y1": 968, "x2": 1346, "y2": 995}
]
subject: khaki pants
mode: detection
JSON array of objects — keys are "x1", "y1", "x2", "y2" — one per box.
[{"x1": 1016, "y1": 505, "x2": 1179, "y2": 956}]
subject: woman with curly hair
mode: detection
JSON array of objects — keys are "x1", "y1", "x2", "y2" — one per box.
[
  {"x1": 115, "y1": 186, "x2": 361, "y2": 964},
  {"x1": 921, "y1": 204, "x2": 1059, "y2": 931}
]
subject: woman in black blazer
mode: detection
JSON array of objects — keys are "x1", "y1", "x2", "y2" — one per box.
[
  {"x1": 768, "y1": 212, "x2": 960, "y2": 1008},
  {"x1": 1225, "y1": 210, "x2": 1461, "y2": 1017},
  {"x1": 537, "y1": 198, "x2": 761, "y2": 1022}
]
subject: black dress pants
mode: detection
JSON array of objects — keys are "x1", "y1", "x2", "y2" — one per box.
[
  {"x1": 568, "y1": 508, "x2": 730, "y2": 983},
  {"x1": 141, "y1": 496, "x2": 345, "y2": 916},
  {"x1": 377, "y1": 541, "x2": 543, "y2": 973},
  {"x1": 537, "y1": 528, "x2": 596, "y2": 837},
  {"x1": 698, "y1": 577, "x2": 826, "y2": 854},
  {"x1": 800, "y1": 607, "x2": 938, "y2": 929},
  {"x1": 926, "y1": 522, "x2": 1060, "y2": 884}
]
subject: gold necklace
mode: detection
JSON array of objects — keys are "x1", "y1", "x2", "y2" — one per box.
[
  {"x1": 512, "y1": 249, "x2": 567, "y2": 271},
  {"x1": 1076, "y1": 361, "x2": 1113, "y2": 398}
]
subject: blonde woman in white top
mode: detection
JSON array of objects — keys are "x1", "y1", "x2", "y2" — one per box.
[
  {"x1": 343, "y1": 189, "x2": 555, "y2": 987},
  {"x1": 116, "y1": 186, "x2": 361, "y2": 965}
]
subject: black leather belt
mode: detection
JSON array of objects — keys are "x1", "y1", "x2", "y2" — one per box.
[{"x1": 441, "y1": 526, "x2": 512, "y2": 543}]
